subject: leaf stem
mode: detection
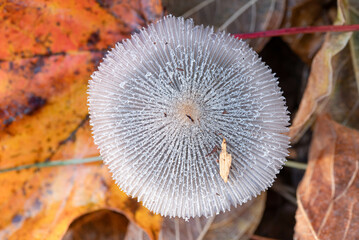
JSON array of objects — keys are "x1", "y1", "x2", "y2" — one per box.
[
  {"x1": 234, "y1": 24, "x2": 359, "y2": 39},
  {"x1": 0, "y1": 156, "x2": 102, "y2": 174},
  {"x1": 285, "y1": 160, "x2": 307, "y2": 170}
]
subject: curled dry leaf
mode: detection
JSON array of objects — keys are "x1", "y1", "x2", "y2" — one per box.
[
  {"x1": 288, "y1": 29, "x2": 351, "y2": 142},
  {"x1": 326, "y1": 44, "x2": 359, "y2": 129},
  {"x1": 281, "y1": 0, "x2": 336, "y2": 64},
  {"x1": 342, "y1": 0, "x2": 359, "y2": 86},
  {"x1": 328, "y1": 0, "x2": 359, "y2": 129},
  {"x1": 289, "y1": 0, "x2": 359, "y2": 142},
  {"x1": 295, "y1": 115, "x2": 359, "y2": 240},
  {"x1": 0, "y1": 0, "x2": 163, "y2": 239},
  {"x1": 288, "y1": 18, "x2": 352, "y2": 142},
  {"x1": 162, "y1": 0, "x2": 285, "y2": 51},
  {"x1": 160, "y1": 193, "x2": 266, "y2": 240}
]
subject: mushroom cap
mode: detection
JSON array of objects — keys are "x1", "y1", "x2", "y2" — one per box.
[{"x1": 88, "y1": 15, "x2": 290, "y2": 219}]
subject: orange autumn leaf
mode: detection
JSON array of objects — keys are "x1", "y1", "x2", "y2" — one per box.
[
  {"x1": 0, "y1": 0, "x2": 163, "y2": 239},
  {"x1": 0, "y1": 0, "x2": 162, "y2": 61},
  {"x1": 295, "y1": 115, "x2": 359, "y2": 240}
]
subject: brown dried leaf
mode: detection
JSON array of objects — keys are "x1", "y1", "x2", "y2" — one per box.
[
  {"x1": 330, "y1": 0, "x2": 359, "y2": 128},
  {"x1": 160, "y1": 193, "x2": 266, "y2": 240},
  {"x1": 289, "y1": 0, "x2": 359, "y2": 142},
  {"x1": 295, "y1": 115, "x2": 359, "y2": 240},
  {"x1": 342, "y1": 0, "x2": 359, "y2": 86},
  {"x1": 281, "y1": 0, "x2": 336, "y2": 64},
  {"x1": 326, "y1": 44, "x2": 359, "y2": 129},
  {"x1": 162, "y1": 0, "x2": 285, "y2": 51},
  {"x1": 288, "y1": 23, "x2": 352, "y2": 142}
]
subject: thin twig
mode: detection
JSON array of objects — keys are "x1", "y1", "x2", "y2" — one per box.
[
  {"x1": 0, "y1": 156, "x2": 102, "y2": 173},
  {"x1": 234, "y1": 24, "x2": 359, "y2": 39},
  {"x1": 285, "y1": 160, "x2": 307, "y2": 170}
]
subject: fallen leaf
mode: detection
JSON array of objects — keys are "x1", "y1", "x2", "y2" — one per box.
[
  {"x1": 160, "y1": 193, "x2": 266, "y2": 240},
  {"x1": 295, "y1": 115, "x2": 359, "y2": 240},
  {"x1": 342, "y1": 0, "x2": 359, "y2": 87},
  {"x1": 162, "y1": 0, "x2": 285, "y2": 51},
  {"x1": 326, "y1": 44, "x2": 359, "y2": 129},
  {"x1": 0, "y1": 0, "x2": 162, "y2": 61},
  {"x1": 288, "y1": 15, "x2": 352, "y2": 142},
  {"x1": 328, "y1": 0, "x2": 359, "y2": 128},
  {"x1": 289, "y1": 0, "x2": 359, "y2": 142},
  {"x1": 0, "y1": 89, "x2": 162, "y2": 239},
  {"x1": 281, "y1": 0, "x2": 336, "y2": 64},
  {"x1": 0, "y1": 0, "x2": 163, "y2": 239}
]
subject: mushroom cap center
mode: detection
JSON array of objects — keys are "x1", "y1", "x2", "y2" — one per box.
[{"x1": 175, "y1": 99, "x2": 201, "y2": 125}]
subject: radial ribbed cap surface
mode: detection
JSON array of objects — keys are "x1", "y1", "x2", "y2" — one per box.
[{"x1": 88, "y1": 15, "x2": 290, "y2": 219}]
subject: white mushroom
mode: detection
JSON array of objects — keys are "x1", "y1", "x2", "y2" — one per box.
[{"x1": 88, "y1": 15, "x2": 290, "y2": 219}]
